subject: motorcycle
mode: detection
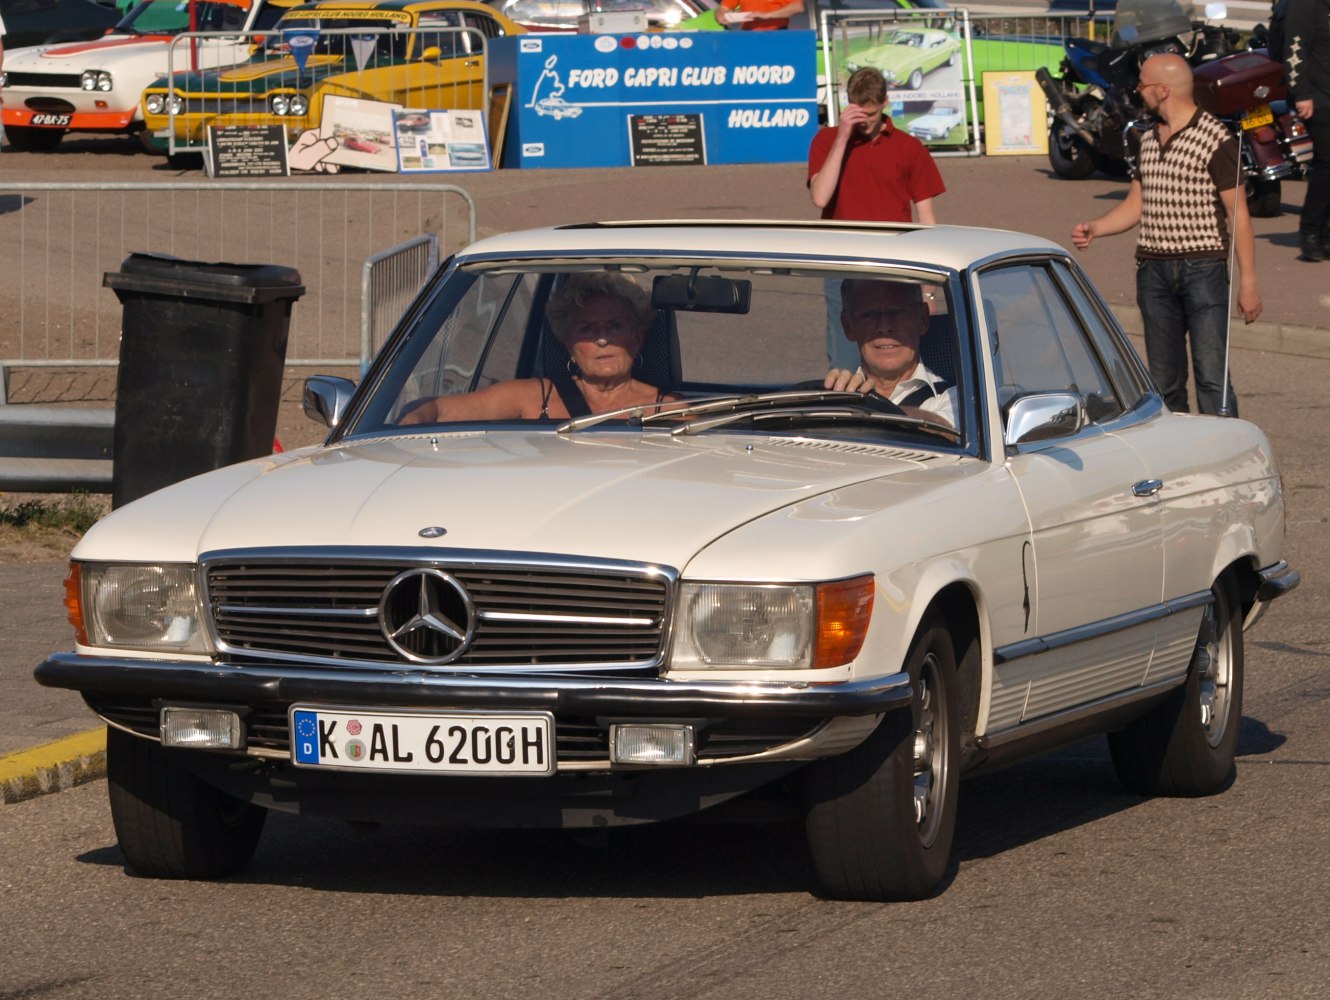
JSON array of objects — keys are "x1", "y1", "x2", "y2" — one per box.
[{"x1": 1035, "y1": 0, "x2": 1313, "y2": 217}]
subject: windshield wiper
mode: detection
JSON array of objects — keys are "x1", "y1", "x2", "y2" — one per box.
[
  {"x1": 557, "y1": 390, "x2": 959, "y2": 443},
  {"x1": 671, "y1": 404, "x2": 961, "y2": 443}
]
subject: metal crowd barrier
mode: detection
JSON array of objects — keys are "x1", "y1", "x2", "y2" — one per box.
[
  {"x1": 0, "y1": 179, "x2": 474, "y2": 383},
  {"x1": 0, "y1": 180, "x2": 472, "y2": 491}
]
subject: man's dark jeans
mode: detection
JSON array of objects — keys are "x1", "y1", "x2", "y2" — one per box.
[{"x1": 1135, "y1": 255, "x2": 1237, "y2": 417}]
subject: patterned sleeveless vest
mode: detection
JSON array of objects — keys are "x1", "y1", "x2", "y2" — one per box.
[{"x1": 1137, "y1": 111, "x2": 1234, "y2": 257}]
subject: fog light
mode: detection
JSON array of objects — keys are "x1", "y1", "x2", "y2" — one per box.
[
  {"x1": 610, "y1": 724, "x2": 695, "y2": 765},
  {"x1": 160, "y1": 707, "x2": 243, "y2": 749}
]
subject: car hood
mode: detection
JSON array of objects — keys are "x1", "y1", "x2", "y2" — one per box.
[
  {"x1": 5, "y1": 34, "x2": 174, "y2": 71},
  {"x1": 170, "y1": 54, "x2": 348, "y2": 94},
  {"x1": 74, "y1": 430, "x2": 953, "y2": 569}
]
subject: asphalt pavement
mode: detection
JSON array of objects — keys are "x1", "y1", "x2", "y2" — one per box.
[{"x1": 2, "y1": 151, "x2": 1327, "y2": 804}]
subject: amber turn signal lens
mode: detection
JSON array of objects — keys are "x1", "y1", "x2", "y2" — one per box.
[
  {"x1": 813, "y1": 574, "x2": 874, "y2": 669},
  {"x1": 64, "y1": 562, "x2": 88, "y2": 646}
]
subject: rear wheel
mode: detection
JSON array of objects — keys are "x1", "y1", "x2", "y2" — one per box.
[
  {"x1": 1048, "y1": 120, "x2": 1099, "y2": 179},
  {"x1": 804, "y1": 617, "x2": 960, "y2": 901},
  {"x1": 1246, "y1": 178, "x2": 1282, "y2": 218},
  {"x1": 4, "y1": 126, "x2": 65, "y2": 152},
  {"x1": 107, "y1": 726, "x2": 266, "y2": 879},
  {"x1": 1108, "y1": 577, "x2": 1244, "y2": 797}
]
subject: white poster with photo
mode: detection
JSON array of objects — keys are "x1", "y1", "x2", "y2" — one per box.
[
  {"x1": 394, "y1": 109, "x2": 492, "y2": 173},
  {"x1": 319, "y1": 95, "x2": 402, "y2": 172}
]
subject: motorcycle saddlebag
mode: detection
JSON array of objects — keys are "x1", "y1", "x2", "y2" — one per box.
[{"x1": 1194, "y1": 52, "x2": 1287, "y2": 117}]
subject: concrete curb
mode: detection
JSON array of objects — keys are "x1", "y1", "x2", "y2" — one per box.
[{"x1": 0, "y1": 728, "x2": 106, "y2": 804}]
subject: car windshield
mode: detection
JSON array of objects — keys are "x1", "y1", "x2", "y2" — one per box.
[
  {"x1": 117, "y1": 0, "x2": 251, "y2": 35},
  {"x1": 350, "y1": 263, "x2": 967, "y2": 450},
  {"x1": 885, "y1": 31, "x2": 927, "y2": 46},
  {"x1": 272, "y1": 16, "x2": 414, "y2": 59}
]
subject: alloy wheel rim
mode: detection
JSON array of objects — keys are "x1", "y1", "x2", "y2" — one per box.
[
  {"x1": 912, "y1": 652, "x2": 948, "y2": 846},
  {"x1": 1196, "y1": 602, "x2": 1231, "y2": 748}
]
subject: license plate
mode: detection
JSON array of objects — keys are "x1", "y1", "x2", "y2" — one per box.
[
  {"x1": 1241, "y1": 104, "x2": 1274, "y2": 130},
  {"x1": 290, "y1": 707, "x2": 555, "y2": 775},
  {"x1": 29, "y1": 113, "x2": 72, "y2": 127}
]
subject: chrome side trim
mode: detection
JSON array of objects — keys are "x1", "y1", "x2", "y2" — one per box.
[
  {"x1": 994, "y1": 591, "x2": 1213, "y2": 664},
  {"x1": 977, "y1": 676, "x2": 1183, "y2": 750}
]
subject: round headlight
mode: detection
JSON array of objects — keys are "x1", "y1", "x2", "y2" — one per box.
[
  {"x1": 288, "y1": 94, "x2": 309, "y2": 116},
  {"x1": 270, "y1": 94, "x2": 289, "y2": 116},
  {"x1": 166, "y1": 95, "x2": 183, "y2": 116},
  {"x1": 145, "y1": 93, "x2": 165, "y2": 115},
  {"x1": 97, "y1": 72, "x2": 113, "y2": 92},
  {"x1": 80, "y1": 70, "x2": 98, "y2": 91}
]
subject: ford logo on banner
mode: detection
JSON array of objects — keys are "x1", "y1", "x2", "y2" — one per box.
[{"x1": 284, "y1": 28, "x2": 321, "y2": 73}]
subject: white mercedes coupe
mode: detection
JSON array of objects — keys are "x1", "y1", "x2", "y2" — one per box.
[{"x1": 37, "y1": 220, "x2": 1298, "y2": 901}]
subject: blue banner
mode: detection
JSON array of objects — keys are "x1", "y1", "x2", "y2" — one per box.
[{"x1": 490, "y1": 31, "x2": 819, "y2": 169}]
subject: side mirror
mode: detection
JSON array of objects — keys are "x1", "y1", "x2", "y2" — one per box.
[
  {"x1": 420, "y1": 46, "x2": 443, "y2": 62},
  {"x1": 303, "y1": 375, "x2": 357, "y2": 429},
  {"x1": 1004, "y1": 392, "x2": 1085, "y2": 448}
]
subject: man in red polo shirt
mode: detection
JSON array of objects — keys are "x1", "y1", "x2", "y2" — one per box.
[
  {"x1": 809, "y1": 67, "x2": 946, "y2": 366},
  {"x1": 715, "y1": 0, "x2": 805, "y2": 30}
]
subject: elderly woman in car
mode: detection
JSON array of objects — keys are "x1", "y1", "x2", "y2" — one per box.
[{"x1": 401, "y1": 272, "x2": 675, "y2": 423}]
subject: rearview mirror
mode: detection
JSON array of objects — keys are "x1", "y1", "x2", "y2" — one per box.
[{"x1": 652, "y1": 274, "x2": 751, "y2": 314}]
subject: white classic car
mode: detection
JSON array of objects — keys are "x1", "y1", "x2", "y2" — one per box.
[
  {"x1": 0, "y1": 0, "x2": 287, "y2": 151},
  {"x1": 37, "y1": 221, "x2": 1298, "y2": 901},
  {"x1": 907, "y1": 103, "x2": 964, "y2": 142}
]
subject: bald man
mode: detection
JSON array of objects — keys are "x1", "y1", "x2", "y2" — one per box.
[{"x1": 1071, "y1": 52, "x2": 1261, "y2": 417}]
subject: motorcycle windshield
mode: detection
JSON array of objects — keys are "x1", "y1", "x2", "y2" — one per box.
[{"x1": 1110, "y1": 0, "x2": 1194, "y2": 49}]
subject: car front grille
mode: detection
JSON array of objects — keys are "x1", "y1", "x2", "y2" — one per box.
[
  {"x1": 85, "y1": 695, "x2": 818, "y2": 763},
  {"x1": 204, "y1": 556, "x2": 671, "y2": 671},
  {"x1": 7, "y1": 73, "x2": 80, "y2": 89}
]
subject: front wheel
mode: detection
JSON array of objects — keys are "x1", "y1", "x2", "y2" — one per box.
[
  {"x1": 1246, "y1": 177, "x2": 1282, "y2": 218},
  {"x1": 107, "y1": 726, "x2": 267, "y2": 879},
  {"x1": 908, "y1": 69, "x2": 924, "y2": 91},
  {"x1": 804, "y1": 617, "x2": 960, "y2": 901},
  {"x1": 1108, "y1": 577, "x2": 1244, "y2": 797},
  {"x1": 1048, "y1": 121, "x2": 1099, "y2": 179},
  {"x1": 4, "y1": 125, "x2": 65, "y2": 152}
]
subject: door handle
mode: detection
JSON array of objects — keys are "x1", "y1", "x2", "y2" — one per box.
[{"x1": 1132, "y1": 479, "x2": 1163, "y2": 497}]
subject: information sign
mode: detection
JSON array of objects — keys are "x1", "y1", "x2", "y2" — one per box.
[
  {"x1": 628, "y1": 113, "x2": 705, "y2": 166},
  {"x1": 207, "y1": 125, "x2": 289, "y2": 177}
]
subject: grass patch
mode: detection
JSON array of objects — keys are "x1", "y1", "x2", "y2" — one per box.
[{"x1": 0, "y1": 493, "x2": 109, "y2": 562}]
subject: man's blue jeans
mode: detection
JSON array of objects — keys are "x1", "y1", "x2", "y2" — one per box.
[{"x1": 1135, "y1": 255, "x2": 1237, "y2": 417}]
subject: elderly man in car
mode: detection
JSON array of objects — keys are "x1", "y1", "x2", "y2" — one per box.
[{"x1": 823, "y1": 278, "x2": 957, "y2": 425}]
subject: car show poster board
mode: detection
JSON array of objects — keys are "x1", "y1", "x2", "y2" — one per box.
[
  {"x1": 395, "y1": 109, "x2": 492, "y2": 172},
  {"x1": 320, "y1": 96, "x2": 402, "y2": 172},
  {"x1": 981, "y1": 72, "x2": 1048, "y2": 155},
  {"x1": 488, "y1": 30, "x2": 818, "y2": 169}
]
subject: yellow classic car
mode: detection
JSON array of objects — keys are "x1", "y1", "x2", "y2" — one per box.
[{"x1": 140, "y1": 0, "x2": 523, "y2": 146}]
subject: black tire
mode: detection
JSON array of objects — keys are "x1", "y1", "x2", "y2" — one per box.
[
  {"x1": 4, "y1": 126, "x2": 65, "y2": 152},
  {"x1": 106, "y1": 726, "x2": 266, "y2": 879},
  {"x1": 1108, "y1": 577, "x2": 1244, "y2": 797},
  {"x1": 1247, "y1": 178, "x2": 1282, "y2": 218},
  {"x1": 908, "y1": 69, "x2": 924, "y2": 91},
  {"x1": 1048, "y1": 121, "x2": 1099, "y2": 180},
  {"x1": 804, "y1": 617, "x2": 960, "y2": 901}
]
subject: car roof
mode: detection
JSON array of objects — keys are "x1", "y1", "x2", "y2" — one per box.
[{"x1": 454, "y1": 221, "x2": 1065, "y2": 273}]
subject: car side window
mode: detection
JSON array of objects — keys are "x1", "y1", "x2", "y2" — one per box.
[
  {"x1": 1050, "y1": 259, "x2": 1145, "y2": 412},
  {"x1": 416, "y1": 11, "x2": 464, "y2": 57},
  {"x1": 978, "y1": 264, "x2": 1123, "y2": 424}
]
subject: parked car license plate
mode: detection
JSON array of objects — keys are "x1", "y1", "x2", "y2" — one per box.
[
  {"x1": 30, "y1": 113, "x2": 72, "y2": 127},
  {"x1": 290, "y1": 707, "x2": 555, "y2": 775},
  {"x1": 1241, "y1": 104, "x2": 1274, "y2": 130}
]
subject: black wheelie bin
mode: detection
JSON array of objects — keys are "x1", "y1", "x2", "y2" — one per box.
[{"x1": 103, "y1": 252, "x2": 305, "y2": 508}]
